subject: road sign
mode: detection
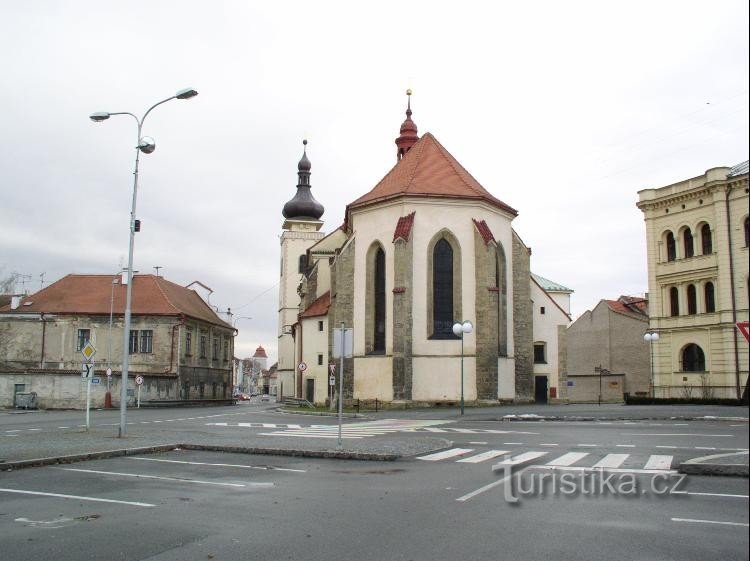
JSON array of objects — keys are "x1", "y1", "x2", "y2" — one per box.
[
  {"x1": 81, "y1": 363, "x2": 94, "y2": 379},
  {"x1": 106, "y1": 368, "x2": 112, "y2": 377},
  {"x1": 80, "y1": 341, "x2": 96, "y2": 362},
  {"x1": 329, "y1": 363, "x2": 336, "y2": 374},
  {"x1": 298, "y1": 362, "x2": 307, "y2": 372},
  {"x1": 91, "y1": 378, "x2": 101, "y2": 384},
  {"x1": 737, "y1": 321, "x2": 750, "y2": 343},
  {"x1": 135, "y1": 375, "x2": 144, "y2": 386},
  {"x1": 329, "y1": 375, "x2": 335, "y2": 386}
]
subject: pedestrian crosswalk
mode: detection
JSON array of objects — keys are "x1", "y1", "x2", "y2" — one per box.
[
  {"x1": 416, "y1": 448, "x2": 676, "y2": 472},
  {"x1": 260, "y1": 419, "x2": 454, "y2": 439}
]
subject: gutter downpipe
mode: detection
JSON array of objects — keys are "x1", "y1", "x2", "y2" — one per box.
[
  {"x1": 39, "y1": 313, "x2": 46, "y2": 368},
  {"x1": 725, "y1": 184, "x2": 741, "y2": 399}
]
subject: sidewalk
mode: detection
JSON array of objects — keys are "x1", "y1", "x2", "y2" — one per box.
[{"x1": 678, "y1": 450, "x2": 749, "y2": 477}]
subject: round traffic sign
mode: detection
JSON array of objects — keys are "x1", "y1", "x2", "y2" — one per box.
[
  {"x1": 135, "y1": 375, "x2": 144, "y2": 386},
  {"x1": 106, "y1": 368, "x2": 112, "y2": 377},
  {"x1": 298, "y1": 362, "x2": 307, "y2": 372}
]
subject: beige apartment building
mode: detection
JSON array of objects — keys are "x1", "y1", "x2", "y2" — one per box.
[{"x1": 637, "y1": 161, "x2": 749, "y2": 399}]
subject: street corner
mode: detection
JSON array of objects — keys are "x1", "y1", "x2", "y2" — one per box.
[{"x1": 679, "y1": 450, "x2": 749, "y2": 477}]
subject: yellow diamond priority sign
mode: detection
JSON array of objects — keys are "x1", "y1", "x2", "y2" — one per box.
[{"x1": 81, "y1": 341, "x2": 97, "y2": 362}]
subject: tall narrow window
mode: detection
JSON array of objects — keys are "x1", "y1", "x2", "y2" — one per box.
[
  {"x1": 704, "y1": 282, "x2": 715, "y2": 313},
  {"x1": 666, "y1": 232, "x2": 676, "y2": 261},
  {"x1": 76, "y1": 329, "x2": 91, "y2": 351},
  {"x1": 373, "y1": 247, "x2": 386, "y2": 352},
  {"x1": 129, "y1": 330, "x2": 138, "y2": 354},
  {"x1": 212, "y1": 337, "x2": 219, "y2": 360},
  {"x1": 433, "y1": 239, "x2": 454, "y2": 338},
  {"x1": 185, "y1": 332, "x2": 192, "y2": 355},
  {"x1": 701, "y1": 224, "x2": 712, "y2": 255},
  {"x1": 139, "y1": 330, "x2": 153, "y2": 353},
  {"x1": 682, "y1": 344, "x2": 705, "y2": 372},
  {"x1": 669, "y1": 287, "x2": 679, "y2": 316},
  {"x1": 683, "y1": 228, "x2": 694, "y2": 258},
  {"x1": 687, "y1": 284, "x2": 697, "y2": 315},
  {"x1": 298, "y1": 254, "x2": 307, "y2": 274},
  {"x1": 200, "y1": 335, "x2": 207, "y2": 358}
]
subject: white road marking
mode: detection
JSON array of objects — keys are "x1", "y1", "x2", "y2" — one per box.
[
  {"x1": 469, "y1": 441, "x2": 488, "y2": 445},
  {"x1": 616, "y1": 445, "x2": 636, "y2": 448},
  {"x1": 643, "y1": 455, "x2": 673, "y2": 470},
  {"x1": 503, "y1": 442, "x2": 524, "y2": 445},
  {"x1": 128, "y1": 457, "x2": 306, "y2": 473},
  {"x1": 259, "y1": 432, "x2": 363, "y2": 439},
  {"x1": 578, "y1": 444, "x2": 598, "y2": 447},
  {"x1": 656, "y1": 445, "x2": 677, "y2": 449},
  {"x1": 493, "y1": 451, "x2": 548, "y2": 467},
  {"x1": 695, "y1": 447, "x2": 717, "y2": 450},
  {"x1": 418, "y1": 448, "x2": 474, "y2": 461},
  {"x1": 422, "y1": 428, "x2": 448, "y2": 432},
  {"x1": 456, "y1": 472, "x2": 513, "y2": 502},
  {"x1": 622, "y1": 433, "x2": 733, "y2": 437},
  {"x1": 57, "y1": 426, "x2": 70, "y2": 429},
  {"x1": 534, "y1": 466, "x2": 677, "y2": 475},
  {"x1": 546, "y1": 452, "x2": 589, "y2": 467},
  {"x1": 671, "y1": 518, "x2": 749, "y2": 527},
  {"x1": 0, "y1": 487, "x2": 156, "y2": 507},
  {"x1": 56, "y1": 468, "x2": 264, "y2": 487},
  {"x1": 592, "y1": 454, "x2": 629, "y2": 469},
  {"x1": 457, "y1": 450, "x2": 509, "y2": 464},
  {"x1": 671, "y1": 491, "x2": 749, "y2": 499},
  {"x1": 540, "y1": 443, "x2": 558, "y2": 447}
]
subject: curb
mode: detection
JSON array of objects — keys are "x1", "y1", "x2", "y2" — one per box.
[
  {"x1": 0, "y1": 443, "x2": 400, "y2": 471},
  {"x1": 493, "y1": 415, "x2": 749, "y2": 423}
]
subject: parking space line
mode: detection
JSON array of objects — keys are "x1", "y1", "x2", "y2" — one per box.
[
  {"x1": 56, "y1": 468, "x2": 258, "y2": 487},
  {"x1": 0, "y1": 487, "x2": 156, "y2": 507}
]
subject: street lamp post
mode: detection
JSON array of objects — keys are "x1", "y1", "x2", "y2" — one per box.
[
  {"x1": 90, "y1": 88, "x2": 198, "y2": 437},
  {"x1": 452, "y1": 320, "x2": 473, "y2": 415},
  {"x1": 644, "y1": 331, "x2": 660, "y2": 399}
]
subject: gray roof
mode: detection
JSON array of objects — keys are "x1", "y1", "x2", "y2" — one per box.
[
  {"x1": 531, "y1": 273, "x2": 573, "y2": 293},
  {"x1": 728, "y1": 160, "x2": 749, "y2": 177}
]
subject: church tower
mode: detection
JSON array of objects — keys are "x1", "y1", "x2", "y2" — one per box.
[{"x1": 277, "y1": 140, "x2": 325, "y2": 397}]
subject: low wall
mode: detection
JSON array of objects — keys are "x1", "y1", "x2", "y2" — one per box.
[{"x1": 566, "y1": 373, "x2": 625, "y2": 403}]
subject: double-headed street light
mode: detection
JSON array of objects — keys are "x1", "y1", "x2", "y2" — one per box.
[
  {"x1": 90, "y1": 87, "x2": 198, "y2": 437},
  {"x1": 643, "y1": 331, "x2": 660, "y2": 398},
  {"x1": 452, "y1": 320, "x2": 473, "y2": 415}
]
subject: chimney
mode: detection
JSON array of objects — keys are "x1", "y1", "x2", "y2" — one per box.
[{"x1": 11, "y1": 295, "x2": 21, "y2": 310}]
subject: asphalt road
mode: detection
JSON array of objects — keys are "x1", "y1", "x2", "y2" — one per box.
[{"x1": 1, "y1": 403, "x2": 748, "y2": 560}]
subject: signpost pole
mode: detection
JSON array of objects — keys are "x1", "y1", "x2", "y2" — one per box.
[
  {"x1": 85, "y1": 368, "x2": 91, "y2": 430},
  {"x1": 137, "y1": 384, "x2": 141, "y2": 408}
]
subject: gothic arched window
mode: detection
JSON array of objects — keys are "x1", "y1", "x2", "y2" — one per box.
[
  {"x1": 373, "y1": 247, "x2": 386, "y2": 352},
  {"x1": 433, "y1": 239, "x2": 454, "y2": 338}
]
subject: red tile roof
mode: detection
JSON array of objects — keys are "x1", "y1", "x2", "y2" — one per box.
[
  {"x1": 253, "y1": 345, "x2": 268, "y2": 358},
  {"x1": 299, "y1": 291, "x2": 331, "y2": 319},
  {"x1": 605, "y1": 296, "x2": 649, "y2": 318},
  {"x1": 348, "y1": 133, "x2": 517, "y2": 216},
  {"x1": 0, "y1": 274, "x2": 231, "y2": 328},
  {"x1": 393, "y1": 212, "x2": 416, "y2": 242},
  {"x1": 472, "y1": 219, "x2": 496, "y2": 245}
]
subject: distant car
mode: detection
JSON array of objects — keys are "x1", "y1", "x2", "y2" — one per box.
[
  {"x1": 235, "y1": 393, "x2": 251, "y2": 401},
  {"x1": 261, "y1": 394, "x2": 270, "y2": 402},
  {"x1": 250, "y1": 391, "x2": 260, "y2": 397}
]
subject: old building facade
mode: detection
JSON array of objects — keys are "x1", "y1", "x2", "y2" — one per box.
[
  {"x1": 279, "y1": 93, "x2": 572, "y2": 405},
  {"x1": 637, "y1": 161, "x2": 749, "y2": 399},
  {"x1": 0, "y1": 274, "x2": 234, "y2": 408}
]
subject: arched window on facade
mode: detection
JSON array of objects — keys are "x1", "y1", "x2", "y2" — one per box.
[
  {"x1": 373, "y1": 247, "x2": 386, "y2": 353},
  {"x1": 298, "y1": 254, "x2": 307, "y2": 274},
  {"x1": 666, "y1": 231, "x2": 676, "y2": 262},
  {"x1": 683, "y1": 228, "x2": 694, "y2": 258},
  {"x1": 669, "y1": 287, "x2": 679, "y2": 316},
  {"x1": 687, "y1": 284, "x2": 697, "y2": 315},
  {"x1": 433, "y1": 238, "x2": 455, "y2": 338},
  {"x1": 681, "y1": 344, "x2": 706, "y2": 372},
  {"x1": 365, "y1": 243, "x2": 386, "y2": 354},
  {"x1": 701, "y1": 224, "x2": 712, "y2": 255},
  {"x1": 496, "y1": 244, "x2": 508, "y2": 356},
  {"x1": 704, "y1": 282, "x2": 715, "y2": 313}
]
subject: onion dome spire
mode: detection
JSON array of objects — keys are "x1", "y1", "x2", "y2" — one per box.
[
  {"x1": 395, "y1": 88, "x2": 419, "y2": 161},
  {"x1": 282, "y1": 139, "x2": 324, "y2": 220}
]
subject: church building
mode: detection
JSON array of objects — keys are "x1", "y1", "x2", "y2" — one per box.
[{"x1": 277, "y1": 92, "x2": 571, "y2": 405}]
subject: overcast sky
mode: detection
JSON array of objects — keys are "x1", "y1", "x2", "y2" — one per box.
[{"x1": 1, "y1": 0, "x2": 748, "y2": 363}]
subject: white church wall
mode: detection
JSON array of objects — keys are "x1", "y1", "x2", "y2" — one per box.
[
  {"x1": 353, "y1": 356, "x2": 394, "y2": 401},
  {"x1": 413, "y1": 356, "x2": 477, "y2": 401}
]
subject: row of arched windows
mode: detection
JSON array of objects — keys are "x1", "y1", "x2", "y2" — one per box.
[
  {"x1": 664, "y1": 224, "x2": 712, "y2": 262},
  {"x1": 668, "y1": 282, "x2": 715, "y2": 316}
]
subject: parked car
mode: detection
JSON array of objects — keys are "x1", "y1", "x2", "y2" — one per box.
[
  {"x1": 235, "y1": 393, "x2": 251, "y2": 401},
  {"x1": 261, "y1": 394, "x2": 270, "y2": 402}
]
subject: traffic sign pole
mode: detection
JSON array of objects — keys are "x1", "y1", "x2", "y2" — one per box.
[{"x1": 338, "y1": 323, "x2": 344, "y2": 449}]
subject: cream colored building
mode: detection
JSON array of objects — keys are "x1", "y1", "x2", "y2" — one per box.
[
  {"x1": 279, "y1": 94, "x2": 573, "y2": 405},
  {"x1": 637, "y1": 161, "x2": 749, "y2": 399}
]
